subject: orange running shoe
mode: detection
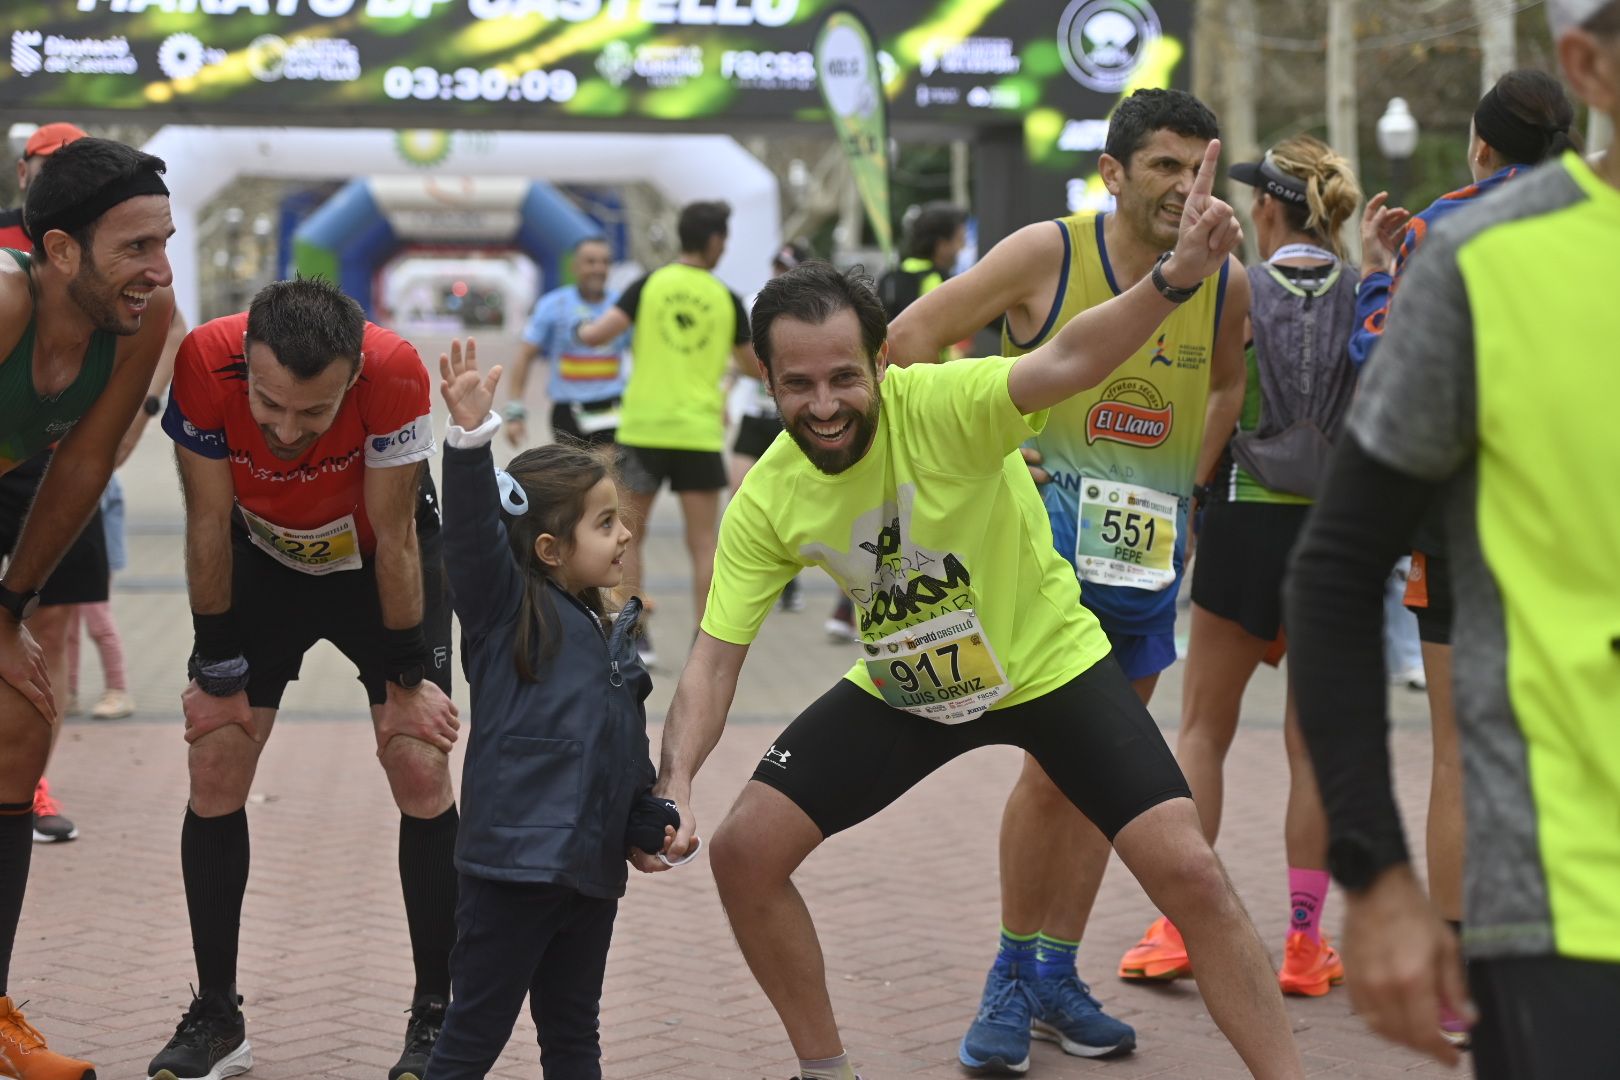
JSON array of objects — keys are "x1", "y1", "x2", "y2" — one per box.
[
  {"x1": 0, "y1": 996, "x2": 96, "y2": 1079},
  {"x1": 1117, "y1": 916, "x2": 1193, "y2": 981},
  {"x1": 1277, "y1": 931, "x2": 1345, "y2": 996}
]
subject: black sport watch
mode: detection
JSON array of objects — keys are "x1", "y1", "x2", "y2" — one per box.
[
  {"x1": 1151, "y1": 251, "x2": 1203, "y2": 303},
  {"x1": 390, "y1": 663, "x2": 425, "y2": 692},
  {"x1": 0, "y1": 583, "x2": 40, "y2": 622},
  {"x1": 142, "y1": 394, "x2": 163, "y2": 417}
]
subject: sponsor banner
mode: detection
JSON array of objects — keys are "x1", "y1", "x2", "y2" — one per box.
[{"x1": 815, "y1": 7, "x2": 891, "y2": 257}]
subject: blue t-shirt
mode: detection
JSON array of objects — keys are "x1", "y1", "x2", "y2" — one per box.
[{"x1": 521, "y1": 286, "x2": 630, "y2": 405}]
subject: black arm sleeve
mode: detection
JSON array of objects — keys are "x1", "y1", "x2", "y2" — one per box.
[
  {"x1": 1284, "y1": 436, "x2": 1438, "y2": 883},
  {"x1": 614, "y1": 274, "x2": 650, "y2": 321}
]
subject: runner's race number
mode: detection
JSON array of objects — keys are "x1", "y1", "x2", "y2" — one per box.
[
  {"x1": 864, "y1": 610, "x2": 1011, "y2": 724},
  {"x1": 240, "y1": 507, "x2": 364, "y2": 575},
  {"x1": 1077, "y1": 478, "x2": 1178, "y2": 590}
]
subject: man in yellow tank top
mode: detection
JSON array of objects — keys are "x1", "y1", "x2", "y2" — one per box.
[{"x1": 891, "y1": 90, "x2": 1248, "y2": 1069}]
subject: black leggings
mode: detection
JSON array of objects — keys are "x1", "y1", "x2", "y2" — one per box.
[
  {"x1": 427, "y1": 876, "x2": 618, "y2": 1080},
  {"x1": 1471, "y1": 955, "x2": 1620, "y2": 1079},
  {"x1": 750, "y1": 656, "x2": 1189, "y2": 842}
]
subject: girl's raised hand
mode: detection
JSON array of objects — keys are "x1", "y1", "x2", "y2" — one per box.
[{"x1": 439, "y1": 337, "x2": 504, "y2": 431}]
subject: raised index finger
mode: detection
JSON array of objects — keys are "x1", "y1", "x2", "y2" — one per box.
[{"x1": 1192, "y1": 138, "x2": 1222, "y2": 199}]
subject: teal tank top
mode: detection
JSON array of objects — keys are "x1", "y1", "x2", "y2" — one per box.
[{"x1": 0, "y1": 249, "x2": 119, "y2": 473}]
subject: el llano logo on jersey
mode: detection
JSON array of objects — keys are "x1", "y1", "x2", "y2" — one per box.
[{"x1": 1086, "y1": 377, "x2": 1172, "y2": 448}]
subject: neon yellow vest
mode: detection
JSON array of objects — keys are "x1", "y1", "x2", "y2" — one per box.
[{"x1": 617, "y1": 263, "x2": 737, "y2": 452}]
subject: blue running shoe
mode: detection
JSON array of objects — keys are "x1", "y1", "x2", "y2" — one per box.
[
  {"x1": 958, "y1": 965, "x2": 1037, "y2": 1075},
  {"x1": 1030, "y1": 973, "x2": 1136, "y2": 1058}
]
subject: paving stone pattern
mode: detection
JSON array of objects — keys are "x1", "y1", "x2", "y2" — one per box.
[{"x1": 16, "y1": 424, "x2": 1457, "y2": 1078}]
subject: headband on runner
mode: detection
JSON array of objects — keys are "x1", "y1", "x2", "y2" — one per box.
[
  {"x1": 26, "y1": 166, "x2": 170, "y2": 245},
  {"x1": 1473, "y1": 85, "x2": 1566, "y2": 167}
]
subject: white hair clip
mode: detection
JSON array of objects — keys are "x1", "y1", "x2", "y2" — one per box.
[{"x1": 494, "y1": 468, "x2": 529, "y2": 516}]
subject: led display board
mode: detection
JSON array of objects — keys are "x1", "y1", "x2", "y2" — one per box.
[
  {"x1": 3, "y1": 1, "x2": 1189, "y2": 220},
  {"x1": 4, "y1": 1, "x2": 1186, "y2": 134}
]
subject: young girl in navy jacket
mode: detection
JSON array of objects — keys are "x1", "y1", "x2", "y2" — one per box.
[{"x1": 426, "y1": 339, "x2": 679, "y2": 1080}]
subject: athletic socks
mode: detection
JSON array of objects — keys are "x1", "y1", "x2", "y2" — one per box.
[
  {"x1": 798, "y1": 1052, "x2": 858, "y2": 1080},
  {"x1": 1034, "y1": 932, "x2": 1080, "y2": 981},
  {"x1": 399, "y1": 805, "x2": 459, "y2": 1000},
  {"x1": 0, "y1": 802, "x2": 34, "y2": 995},
  {"x1": 182, "y1": 806, "x2": 250, "y2": 995},
  {"x1": 992, "y1": 926, "x2": 1039, "y2": 975},
  {"x1": 1288, "y1": 867, "x2": 1332, "y2": 942}
]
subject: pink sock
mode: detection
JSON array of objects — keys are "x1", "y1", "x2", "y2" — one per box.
[{"x1": 1289, "y1": 867, "x2": 1331, "y2": 942}]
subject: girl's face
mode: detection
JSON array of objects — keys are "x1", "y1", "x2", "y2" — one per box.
[{"x1": 550, "y1": 476, "x2": 632, "y2": 592}]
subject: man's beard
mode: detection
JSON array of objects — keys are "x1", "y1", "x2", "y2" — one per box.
[
  {"x1": 67, "y1": 256, "x2": 135, "y2": 335},
  {"x1": 784, "y1": 397, "x2": 881, "y2": 476}
]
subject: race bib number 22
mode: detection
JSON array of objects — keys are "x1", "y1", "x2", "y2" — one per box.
[{"x1": 240, "y1": 507, "x2": 363, "y2": 576}]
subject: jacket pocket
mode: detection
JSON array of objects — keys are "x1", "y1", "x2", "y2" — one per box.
[{"x1": 492, "y1": 736, "x2": 583, "y2": 828}]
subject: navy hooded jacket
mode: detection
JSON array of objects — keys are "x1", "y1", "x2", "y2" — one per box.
[{"x1": 440, "y1": 434, "x2": 654, "y2": 898}]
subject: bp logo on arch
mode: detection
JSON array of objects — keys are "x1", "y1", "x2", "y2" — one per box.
[{"x1": 1058, "y1": 0, "x2": 1161, "y2": 92}]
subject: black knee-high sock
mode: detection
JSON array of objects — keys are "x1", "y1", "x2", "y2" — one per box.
[
  {"x1": 399, "y1": 806, "x2": 459, "y2": 1000},
  {"x1": 0, "y1": 802, "x2": 34, "y2": 996},
  {"x1": 182, "y1": 807, "x2": 250, "y2": 996}
]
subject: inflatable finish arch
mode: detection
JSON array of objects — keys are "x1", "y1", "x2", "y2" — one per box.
[
  {"x1": 139, "y1": 127, "x2": 781, "y2": 326},
  {"x1": 291, "y1": 176, "x2": 599, "y2": 319}
]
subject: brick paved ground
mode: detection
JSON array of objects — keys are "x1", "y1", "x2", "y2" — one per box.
[{"x1": 15, "y1": 422, "x2": 1461, "y2": 1079}]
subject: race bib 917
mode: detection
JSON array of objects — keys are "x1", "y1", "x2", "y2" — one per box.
[{"x1": 863, "y1": 610, "x2": 1011, "y2": 724}]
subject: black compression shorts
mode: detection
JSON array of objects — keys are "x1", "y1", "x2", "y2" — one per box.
[
  {"x1": 231, "y1": 526, "x2": 453, "y2": 709},
  {"x1": 750, "y1": 656, "x2": 1190, "y2": 842},
  {"x1": 0, "y1": 452, "x2": 110, "y2": 607},
  {"x1": 1471, "y1": 955, "x2": 1620, "y2": 1080}
]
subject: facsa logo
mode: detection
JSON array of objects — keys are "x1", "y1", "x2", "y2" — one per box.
[{"x1": 1057, "y1": 0, "x2": 1161, "y2": 92}]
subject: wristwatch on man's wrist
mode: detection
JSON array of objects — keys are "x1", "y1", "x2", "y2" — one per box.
[
  {"x1": 389, "y1": 663, "x2": 425, "y2": 692},
  {"x1": 0, "y1": 582, "x2": 40, "y2": 622},
  {"x1": 1151, "y1": 251, "x2": 1203, "y2": 303}
]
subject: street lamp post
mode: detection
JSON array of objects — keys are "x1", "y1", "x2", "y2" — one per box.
[{"x1": 1376, "y1": 97, "x2": 1420, "y2": 205}]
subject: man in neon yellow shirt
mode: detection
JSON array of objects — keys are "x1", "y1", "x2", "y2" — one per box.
[
  {"x1": 649, "y1": 143, "x2": 1304, "y2": 1080},
  {"x1": 579, "y1": 201, "x2": 754, "y2": 662}
]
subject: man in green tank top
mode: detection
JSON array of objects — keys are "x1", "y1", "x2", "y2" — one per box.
[
  {"x1": 577, "y1": 200, "x2": 755, "y2": 663},
  {"x1": 0, "y1": 135, "x2": 175, "y2": 1080}
]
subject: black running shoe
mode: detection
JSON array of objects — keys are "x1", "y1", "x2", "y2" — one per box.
[
  {"x1": 148, "y1": 988, "x2": 251, "y2": 1080},
  {"x1": 388, "y1": 994, "x2": 446, "y2": 1080}
]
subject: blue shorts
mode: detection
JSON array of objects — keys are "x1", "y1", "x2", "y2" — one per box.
[{"x1": 1092, "y1": 616, "x2": 1178, "y2": 683}]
